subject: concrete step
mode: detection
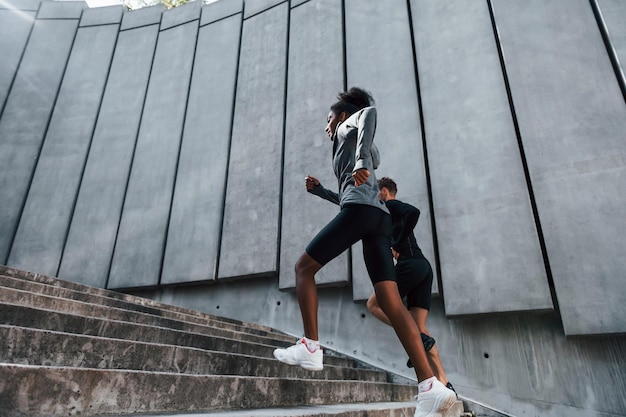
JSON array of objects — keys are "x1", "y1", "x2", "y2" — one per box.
[
  {"x1": 0, "y1": 272, "x2": 291, "y2": 341},
  {"x1": 0, "y1": 303, "x2": 356, "y2": 368},
  {"x1": 0, "y1": 265, "x2": 474, "y2": 416},
  {"x1": 0, "y1": 265, "x2": 277, "y2": 335},
  {"x1": 143, "y1": 400, "x2": 467, "y2": 417},
  {"x1": 0, "y1": 325, "x2": 386, "y2": 382},
  {"x1": 108, "y1": 401, "x2": 418, "y2": 416},
  {"x1": 0, "y1": 284, "x2": 293, "y2": 348},
  {"x1": 0, "y1": 364, "x2": 416, "y2": 416}
]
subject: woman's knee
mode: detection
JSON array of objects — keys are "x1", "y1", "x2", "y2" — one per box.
[
  {"x1": 366, "y1": 293, "x2": 378, "y2": 313},
  {"x1": 295, "y1": 252, "x2": 321, "y2": 277}
]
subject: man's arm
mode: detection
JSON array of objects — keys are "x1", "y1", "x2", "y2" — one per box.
[{"x1": 388, "y1": 200, "x2": 420, "y2": 249}]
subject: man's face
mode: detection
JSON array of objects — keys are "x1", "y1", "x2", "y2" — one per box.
[{"x1": 378, "y1": 187, "x2": 388, "y2": 201}]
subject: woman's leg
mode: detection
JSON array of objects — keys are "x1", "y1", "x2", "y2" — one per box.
[
  {"x1": 411, "y1": 307, "x2": 449, "y2": 385},
  {"x1": 295, "y1": 252, "x2": 323, "y2": 340},
  {"x1": 374, "y1": 280, "x2": 434, "y2": 382},
  {"x1": 274, "y1": 207, "x2": 364, "y2": 370},
  {"x1": 295, "y1": 207, "x2": 361, "y2": 339}
]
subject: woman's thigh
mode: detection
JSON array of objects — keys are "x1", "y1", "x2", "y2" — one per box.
[
  {"x1": 361, "y1": 210, "x2": 395, "y2": 284},
  {"x1": 305, "y1": 205, "x2": 364, "y2": 266}
]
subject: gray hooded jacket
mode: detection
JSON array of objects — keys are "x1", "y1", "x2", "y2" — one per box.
[{"x1": 309, "y1": 106, "x2": 388, "y2": 214}]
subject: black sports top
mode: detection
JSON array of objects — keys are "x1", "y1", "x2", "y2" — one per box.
[{"x1": 386, "y1": 199, "x2": 425, "y2": 259}]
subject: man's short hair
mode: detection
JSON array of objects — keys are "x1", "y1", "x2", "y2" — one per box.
[{"x1": 378, "y1": 177, "x2": 397, "y2": 195}]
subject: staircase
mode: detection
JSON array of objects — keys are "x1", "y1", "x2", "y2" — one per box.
[{"x1": 0, "y1": 265, "x2": 474, "y2": 417}]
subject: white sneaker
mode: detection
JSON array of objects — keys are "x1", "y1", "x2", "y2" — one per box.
[
  {"x1": 273, "y1": 338, "x2": 323, "y2": 371},
  {"x1": 414, "y1": 377, "x2": 457, "y2": 417}
]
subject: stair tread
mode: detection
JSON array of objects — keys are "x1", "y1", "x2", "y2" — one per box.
[
  {"x1": 0, "y1": 265, "x2": 476, "y2": 416},
  {"x1": 0, "y1": 324, "x2": 387, "y2": 381},
  {"x1": 0, "y1": 280, "x2": 294, "y2": 344},
  {"x1": 0, "y1": 364, "x2": 416, "y2": 416},
  {"x1": 0, "y1": 273, "x2": 293, "y2": 341},
  {"x1": 0, "y1": 265, "x2": 277, "y2": 333},
  {"x1": 0, "y1": 302, "x2": 360, "y2": 368},
  {"x1": 109, "y1": 401, "x2": 418, "y2": 416}
]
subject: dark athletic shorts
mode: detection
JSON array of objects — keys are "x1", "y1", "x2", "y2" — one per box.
[
  {"x1": 306, "y1": 204, "x2": 396, "y2": 285},
  {"x1": 395, "y1": 256, "x2": 433, "y2": 310}
]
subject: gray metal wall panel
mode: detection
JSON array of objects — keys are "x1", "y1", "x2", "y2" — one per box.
[
  {"x1": 37, "y1": 1, "x2": 85, "y2": 19},
  {"x1": 120, "y1": 4, "x2": 164, "y2": 30},
  {"x1": 279, "y1": 0, "x2": 346, "y2": 290},
  {"x1": 0, "y1": 0, "x2": 40, "y2": 10},
  {"x1": 161, "y1": 11, "x2": 242, "y2": 285},
  {"x1": 410, "y1": 0, "x2": 551, "y2": 315},
  {"x1": 243, "y1": 0, "x2": 285, "y2": 19},
  {"x1": 345, "y1": 0, "x2": 438, "y2": 301},
  {"x1": 0, "y1": 19, "x2": 78, "y2": 263},
  {"x1": 201, "y1": 0, "x2": 242, "y2": 25},
  {"x1": 79, "y1": 5, "x2": 123, "y2": 27},
  {"x1": 160, "y1": 0, "x2": 201, "y2": 30},
  {"x1": 8, "y1": 24, "x2": 119, "y2": 276},
  {"x1": 109, "y1": 21, "x2": 198, "y2": 289},
  {"x1": 491, "y1": 0, "x2": 626, "y2": 334},
  {"x1": 219, "y1": 3, "x2": 288, "y2": 280},
  {"x1": 0, "y1": 9, "x2": 35, "y2": 116},
  {"x1": 59, "y1": 25, "x2": 159, "y2": 288},
  {"x1": 291, "y1": 0, "x2": 309, "y2": 8},
  {"x1": 597, "y1": 0, "x2": 626, "y2": 87}
]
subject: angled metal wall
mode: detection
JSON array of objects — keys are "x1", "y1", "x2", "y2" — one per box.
[
  {"x1": 1, "y1": 1, "x2": 625, "y2": 415},
  {"x1": 161, "y1": 0, "x2": 243, "y2": 285},
  {"x1": 59, "y1": 6, "x2": 162, "y2": 288},
  {"x1": 0, "y1": 0, "x2": 624, "y2": 334},
  {"x1": 490, "y1": 0, "x2": 626, "y2": 336},
  {"x1": 8, "y1": 4, "x2": 120, "y2": 277},
  {"x1": 409, "y1": 0, "x2": 552, "y2": 316},
  {"x1": 218, "y1": 0, "x2": 289, "y2": 280},
  {"x1": 108, "y1": 2, "x2": 200, "y2": 288},
  {"x1": 0, "y1": 1, "x2": 83, "y2": 266}
]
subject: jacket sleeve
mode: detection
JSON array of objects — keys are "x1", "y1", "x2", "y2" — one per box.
[
  {"x1": 389, "y1": 201, "x2": 420, "y2": 249},
  {"x1": 308, "y1": 183, "x2": 340, "y2": 205},
  {"x1": 353, "y1": 107, "x2": 377, "y2": 172}
]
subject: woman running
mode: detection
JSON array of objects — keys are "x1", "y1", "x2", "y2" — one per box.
[{"x1": 273, "y1": 87, "x2": 456, "y2": 417}]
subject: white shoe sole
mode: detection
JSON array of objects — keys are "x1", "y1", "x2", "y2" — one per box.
[{"x1": 273, "y1": 349, "x2": 323, "y2": 371}]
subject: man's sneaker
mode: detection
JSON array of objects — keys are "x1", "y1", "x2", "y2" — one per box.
[
  {"x1": 421, "y1": 333, "x2": 436, "y2": 351},
  {"x1": 408, "y1": 333, "x2": 437, "y2": 368},
  {"x1": 273, "y1": 338, "x2": 323, "y2": 371},
  {"x1": 414, "y1": 377, "x2": 457, "y2": 417}
]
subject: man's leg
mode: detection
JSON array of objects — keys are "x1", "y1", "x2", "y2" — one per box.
[
  {"x1": 366, "y1": 291, "x2": 392, "y2": 326},
  {"x1": 367, "y1": 292, "x2": 452, "y2": 387},
  {"x1": 373, "y1": 281, "x2": 434, "y2": 382},
  {"x1": 411, "y1": 307, "x2": 449, "y2": 385}
]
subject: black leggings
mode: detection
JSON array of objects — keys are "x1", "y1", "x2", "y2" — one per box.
[{"x1": 306, "y1": 204, "x2": 396, "y2": 285}]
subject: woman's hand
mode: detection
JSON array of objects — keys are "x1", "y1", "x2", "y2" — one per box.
[
  {"x1": 352, "y1": 169, "x2": 370, "y2": 186},
  {"x1": 391, "y1": 248, "x2": 400, "y2": 260},
  {"x1": 305, "y1": 175, "x2": 320, "y2": 191}
]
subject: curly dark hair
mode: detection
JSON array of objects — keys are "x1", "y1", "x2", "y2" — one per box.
[
  {"x1": 330, "y1": 87, "x2": 374, "y2": 116},
  {"x1": 377, "y1": 177, "x2": 397, "y2": 195}
]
